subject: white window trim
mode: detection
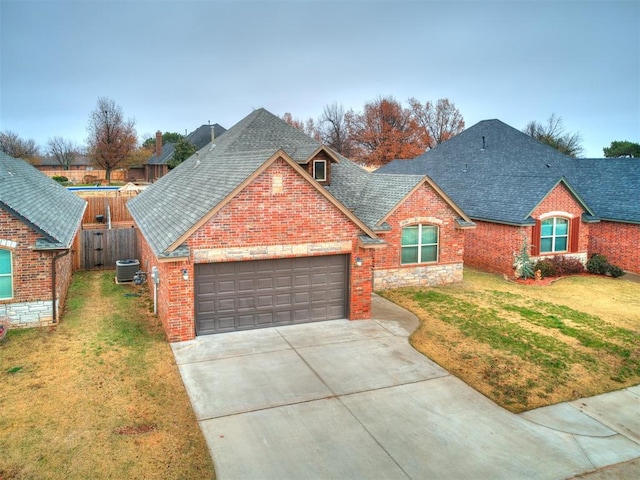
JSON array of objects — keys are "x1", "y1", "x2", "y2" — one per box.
[
  {"x1": 401, "y1": 224, "x2": 439, "y2": 264},
  {"x1": 0, "y1": 248, "x2": 13, "y2": 300},
  {"x1": 313, "y1": 159, "x2": 327, "y2": 181},
  {"x1": 540, "y1": 217, "x2": 569, "y2": 253}
]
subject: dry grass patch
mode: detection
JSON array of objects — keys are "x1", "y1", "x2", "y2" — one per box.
[
  {"x1": 380, "y1": 268, "x2": 640, "y2": 413},
  {"x1": 0, "y1": 271, "x2": 215, "y2": 480}
]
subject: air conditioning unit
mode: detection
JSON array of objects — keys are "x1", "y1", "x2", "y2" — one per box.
[{"x1": 116, "y1": 259, "x2": 140, "y2": 283}]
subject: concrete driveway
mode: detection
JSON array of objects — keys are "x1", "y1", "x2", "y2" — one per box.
[{"x1": 172, "y1": 295, "x2": 640, "y2": 479}]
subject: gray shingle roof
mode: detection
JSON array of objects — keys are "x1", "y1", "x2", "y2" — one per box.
[
  {"x1": 146, "y1": 124, "x2": 227, "y2": 166},
  {"x1": 0, "y1": 152, "x2": 86, "y2": 248},
  {"x1": 376, "y1": 119, "x2": 592, "y2": 225},
  {"x1": 565, "y1": 158, "x2": 640, "y2": 224},
  {"x1": 326, "y1": 159, "x2": 426, "y2": 230},
  {"x1": 129, "y1": 108, "x2": 452, "y2": 257}
]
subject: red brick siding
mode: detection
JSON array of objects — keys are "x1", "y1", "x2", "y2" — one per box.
[
  {"x1": 136, "y1": 158, "x2": 372, "y2": 342},
  {"x1": 373, "y1": 184, "x2": 465, "y2": 270},
  {"x1": 1, "y1": 209, "x2": 53, "y2": 303},
  {"x1": 464, "y1": 221, "x2": 526, "y2": 275},
  {"x1": 589, "y1": 221, "x2": 640, "y2": 273},
  {"x1": 530, "y1": 183, "x2": 589, "y2": 256},
  {"x1": 464, "y1": 184, "x2": 589, "y2": 275},
  {"x1": 0, "y1": 209, "x2": 77, "y2": 323}
]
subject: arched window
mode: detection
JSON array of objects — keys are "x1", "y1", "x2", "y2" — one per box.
[
  {"x1": 540, "y1": 217, "x2": 569, "y2": 253},
  {"x1": 401, "y1": 224, "x2": 438, "y2": 264},
  {"x1": 0, "y1": 249, "x2": 12, "y2": 299}
]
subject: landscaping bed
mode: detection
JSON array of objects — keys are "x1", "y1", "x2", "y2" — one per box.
[
  {"x1": 380, "y1": 268, "x2": 640, "y2": 413},
  {"x1": 0, "y1": 271, "x2": 215, "y2": 479}
]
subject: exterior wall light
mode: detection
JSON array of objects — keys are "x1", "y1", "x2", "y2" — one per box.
[
  {"x1": 355, "y1": 257, "x2": 363, "y2": 267},
  {"x1": 182, "y1": 268, "x2": 189, "y2": 281}
]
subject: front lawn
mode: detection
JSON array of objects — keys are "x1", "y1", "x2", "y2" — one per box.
[
  {"x1": 380, "y1": 268, "x2": 640, "y2": 413},
  {"x1": 0, "y1": 271, "x2": 215, "y2": 479}
]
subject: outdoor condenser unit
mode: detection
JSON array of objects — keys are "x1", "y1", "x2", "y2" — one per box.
[{"x1": 116, "y1": 259, "x2": 140, "y2": 283}]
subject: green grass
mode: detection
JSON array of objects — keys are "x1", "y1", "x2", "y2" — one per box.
[{"x1": 381, "y1": 269, "x2": 640, "y2": 412}]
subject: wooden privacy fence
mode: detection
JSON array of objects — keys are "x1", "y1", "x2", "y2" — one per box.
[
  {"x1": 80, "y1": 192, "x2": 136, "y2": 224},
  {"x1": 76, "y1": 226, "x2": 138, "y2": 270}
]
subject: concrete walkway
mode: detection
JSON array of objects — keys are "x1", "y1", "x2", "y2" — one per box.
[{"x1": 173, "y1": 295, "x2": 640, "y2": 479}]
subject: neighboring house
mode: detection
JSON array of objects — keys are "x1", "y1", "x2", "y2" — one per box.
[
  {"x1": 145, "y1": 123, "x2": 227, "y2": 182},
  {"x1": 36, "y1": 153, "x2": 93, "y2": 172},
  {"x1": 376, "y1": 119, "x2": 639, "y2": 275},
  {"x1": 0, "y1": 152, "x2": 86, "y2": 328},
  {"x1": 128, "y1": 108, "x2": 473, "y2": 341}
]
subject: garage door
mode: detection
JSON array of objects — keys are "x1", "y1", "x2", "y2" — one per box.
[{"x1": 195, "y1": 255, "x2": 348, "y2": 335}]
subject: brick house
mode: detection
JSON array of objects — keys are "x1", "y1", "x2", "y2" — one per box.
[
  {"x1": 0, "y1": 152, "x2": 86, "y2": 328},
  {"x1": 377, "y1": 119, "x2": 639, "y2": 275},
  {"x1": 128, "y1": 108, "x2": 474, "y2": 341},
  {"x1": 145, "y1": 123, "x2": 226, "y2": 182}
]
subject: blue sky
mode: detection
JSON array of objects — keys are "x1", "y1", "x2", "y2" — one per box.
[{"x1": 1, "y1": 0, "x2": 638, "y2": 158}]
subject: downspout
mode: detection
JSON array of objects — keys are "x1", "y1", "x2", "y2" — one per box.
[{"x1": 51, "y1": 249, "x2": 70, "y2": 324}]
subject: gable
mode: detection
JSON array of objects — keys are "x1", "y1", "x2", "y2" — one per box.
[
  {"x1": 529, "y1": 179, "x2": 593, "y2": 220},
  {"x1": 187, "y1": 158, "x2": 368, "y2": 248}
]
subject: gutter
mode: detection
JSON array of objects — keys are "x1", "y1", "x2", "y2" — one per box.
[{"x1": 51, "y1": 249, "x2": 70, "y2": 324}]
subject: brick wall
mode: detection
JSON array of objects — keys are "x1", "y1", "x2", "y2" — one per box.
[
  {"x1": 0, "y1": 209, "x2": 77, "y2": 327},
  {"x1": 530, "y1": 182, "x2": 590, "y2": 255},
  {"x1": 372, "y1": 182, "x2": 466, "y2": 288},
  {"x1": 464, "y1": 184, "x2": 591, "y2": 275},
  {"x1": 589, "y1": 221, "x2": 639, "y2": 273},
  {"x1": 136, "y1": 158, "x2": 373, "y2": 342},
  {"x1": 463, "y1": 221, "x2": 525, "y2": 275}
]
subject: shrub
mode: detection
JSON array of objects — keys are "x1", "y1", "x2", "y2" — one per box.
[
  {"x1": 551, "y1": 256, "x2": 585, "y2": 276},
  {"x1": 586, "y1": 254, "x2": 625, "y2": 278},
  {"x1": 52, "y1": 175, "x2": 69, "y2": 183},
  {"x1": 513, "y1": 236, "x2": 535, "y2": 279},
  {"x1": 586, "y1": 254, "x2": 610, "y2": 275},
  {"x1": 533, "y1": 259, "x2": 556, "y2": 278}
]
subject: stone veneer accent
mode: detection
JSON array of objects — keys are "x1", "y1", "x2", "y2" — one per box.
[
  {"x1": 2, "y1": 300, "x2": 55, "y2": 328},
  {"x1": 193, "y1": 241, "x2": 353, "y2": 263},
  {"x1": 374, "y1": 262, "x2": 463, "y2": 290}
]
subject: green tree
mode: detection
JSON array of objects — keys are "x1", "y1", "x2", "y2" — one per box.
[
  {"x1": 142, "y1": 132, "x2": 184, "y2": 149},
  {"x1": 523, "y1": 114, "x2": 583, "y2": 158},
  {"x1": 168, "y1": 137, "x2": 196, "y2": 169},
  {"x1": 603, "y1": 140, "x2": 640, "y2": 158}
]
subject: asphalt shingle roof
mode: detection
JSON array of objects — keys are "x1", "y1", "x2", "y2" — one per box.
[
  {"x1": 376, "y1": 119, "x2": 593, "y2": 225},
  {"x1": 565, "y1": 158, "x2": 640, "y2": 224},
  {"x1": 146, "y1": 124, "x2": 227, "y2": 166},
  {"x1": 0, "y1": 152, "x2": 86, "y2": 248},
  {"x1": 129, "y1": 108, "x2": 440, "y2": 257}
]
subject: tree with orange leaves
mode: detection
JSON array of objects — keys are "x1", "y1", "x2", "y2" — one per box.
[
  {"x1": 408, "y1": 97, "x2": 465, "y2": 150},
  {"x1": 345, "y1": 96, "x2": 423, "y2": 166}
]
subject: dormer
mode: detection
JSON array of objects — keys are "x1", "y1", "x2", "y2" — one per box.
[{"x1": 299, "y1": 146, "x2": 340, "y2": 186}]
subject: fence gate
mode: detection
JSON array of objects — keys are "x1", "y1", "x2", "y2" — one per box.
[{"x1": 79, "y1": 227, "x2": 138, "y2": 270}]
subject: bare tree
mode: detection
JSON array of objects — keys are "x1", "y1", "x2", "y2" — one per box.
[
  {"x1": 87, "y1": 97, "x2": 137, "y2": 183},
  {"x1": 318, "y1": 103, "x2": 354, "y2": 157},
  {"x1": 408, "y1": 98, "x2": 465, "y2": 150},
  {"x1": 0, "y1": 130, "x2": 40, "y2": 162},
  {"x1": 47, "y1": 136, "x2": 79, "y2": 170},
  {"x1": 523, "y1": 113, "x2": 583, "y2": 158}
]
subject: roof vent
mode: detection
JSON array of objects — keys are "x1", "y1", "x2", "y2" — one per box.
[{"x1": 481, "y1": 136, "x2": 486, "y2": 150}]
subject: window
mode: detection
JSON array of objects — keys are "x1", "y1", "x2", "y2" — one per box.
[
  {"x1": 313, "y1": 160, "x2": 326, "y2": 181},
  {"x1": 540, "y1": 217, "x2": 569, "y2": 253},
  {"x1": 0, "y1": 249, "x2": 12, "y2": 299},
  {"x1": 401, "y1": 225, "x2": 438, "y2": 264}
]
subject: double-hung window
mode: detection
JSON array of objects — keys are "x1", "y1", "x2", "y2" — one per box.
[
  {"x1": 540, "y1": 218, "x2": 569, "y2": 253},
  {"x1": 0, "y1": 249, "x2": 12, "y2": 299},
  {"x1": 401, "y1": 225, "x2": 438, "y2": 264}
]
